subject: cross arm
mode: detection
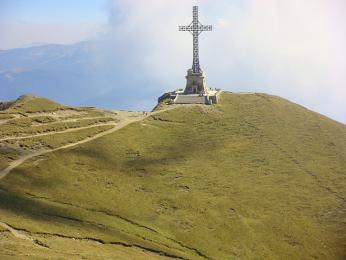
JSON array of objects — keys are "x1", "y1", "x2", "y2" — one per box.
[
  {"x1": 200, "y1": 24, "x2": 212, "y2": 31},
  {"x1": 179, "y1": 25, "x2": 193, "y2": 31},
  {"x1": 179, "y1": 24, "x2": 213, "y2": 32}
]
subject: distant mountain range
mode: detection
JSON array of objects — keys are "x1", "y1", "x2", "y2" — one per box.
[{"x1": 0, "y1": 42, "x2": 159, "y2": 111}]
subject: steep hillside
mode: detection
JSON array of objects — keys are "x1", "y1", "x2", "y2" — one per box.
[{"x1": 0, "y1": 92, "x2": 345, "y2": 259}]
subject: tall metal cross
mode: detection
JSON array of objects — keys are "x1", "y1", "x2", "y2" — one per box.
[{"x1": 179, "y1": 6, "x2": 212, "y2": 74}]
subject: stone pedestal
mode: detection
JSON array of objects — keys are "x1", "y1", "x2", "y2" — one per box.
[
  {"x1": 157, "y1": 66, "x2": 220, "y2": 105},
  {"x1": 184, "y1": 69, "x2": 209, "y2": 94}
]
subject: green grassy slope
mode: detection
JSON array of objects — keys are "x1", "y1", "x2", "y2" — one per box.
[
  {"x1": 0, "y1": 95, "x2": 120, "y2": 172},
  {"x1": 0, "y1": 92, "x2": 345, "y2": 259},
  {"x1": 6, "y1": 95, "x2": 68, "y2": 113},
  {"x1": 0, "y1": 228, "x2": 172, "y2": 260}
]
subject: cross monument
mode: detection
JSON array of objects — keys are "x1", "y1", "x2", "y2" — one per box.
[{"x1": 179, "y1": 6, "x2": 212, "y2": 94}]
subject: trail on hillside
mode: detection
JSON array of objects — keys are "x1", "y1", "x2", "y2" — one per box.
[
  {"x1": 0, "y1": 107, "x2": 177, "y2": 181},
  {"x1": 30, "y1": 116, "x2": 112, "y2": 126},
  {"x1": 0, "y1": 122, "x2": 117, "y2": 141},
  {"x1": 0, "y1": 221, "x2": 49, "y2": 249},
  {"x1": 0, "y1": 222, "x2": 32, "y2": 241},
  {"x1": 0, "y1": 221, "x2": 181, "y2": 259}
]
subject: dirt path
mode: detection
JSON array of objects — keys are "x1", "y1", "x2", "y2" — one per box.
[
  {"x1": 30, "y1": 116, "x2": 112, "y2": 126},
  {"x1": 0, "y1": 106, "x2": 180, "y2": 181},
  {"x1": 0, "y1": 113, "x2": 145, "y2": 180},
  {"x1": 0, "y1": 222, "x2": 33, "y2": 241},
  {"x1": 0, "y1": 122, "x2": 117, "y2": 141},
  {"x1": 0, "y1": 221, "x2": 50, "y2": 249}
]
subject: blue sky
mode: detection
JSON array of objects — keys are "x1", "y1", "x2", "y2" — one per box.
[
  {"x1": 0, "y1": 0, "x2": 109, "y2": 48},
  {"x1": 0, "y1": 0, "x2": 345, "y2": 123},
  {"x1": 0, "y1": 0, "x2": 107, "y2": 24}
]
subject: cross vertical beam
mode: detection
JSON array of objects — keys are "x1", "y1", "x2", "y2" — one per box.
[
  {"x1": 179, "y1": 6, "x2": 212, "y2": 74},
  {"x1": 192, "y1": 6, "x2": 200, "y2": 74}
]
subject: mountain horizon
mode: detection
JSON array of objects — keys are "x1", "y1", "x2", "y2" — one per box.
[{"x1": 0, "y1": 41, "x2": 162, "y2": 112}]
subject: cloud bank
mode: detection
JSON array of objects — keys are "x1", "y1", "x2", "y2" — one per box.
[
  {"x1": 96, "y1": 0, "x2": 345, "y2": 122},
  {"x1": 1, "y1": 0, "x2": 345, "y2": 123},
  {"x1": 0, "y1": 22, "x2": 105, "y2": 49}
]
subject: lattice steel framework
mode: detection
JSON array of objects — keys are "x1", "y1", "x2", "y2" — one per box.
[{"x1": 179, "y1": 6, "x2": 212, "y2": 74}]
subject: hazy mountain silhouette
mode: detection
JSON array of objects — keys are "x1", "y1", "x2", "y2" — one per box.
[{"x1": 0, "y1": 42, "x2": 160, "y2": 111}]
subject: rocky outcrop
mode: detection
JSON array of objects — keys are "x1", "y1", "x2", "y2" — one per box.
[{"x1": 0, "y1": 101, "x2": 14, "y2": 110}]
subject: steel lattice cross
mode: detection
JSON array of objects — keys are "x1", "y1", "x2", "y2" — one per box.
[{"x1": 179, "y1": 6, "x2": 212, "y2": 74}]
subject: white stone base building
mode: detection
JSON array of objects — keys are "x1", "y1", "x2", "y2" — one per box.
[{"x1": 158, "y1": 69, "x2": 221, "y2": 105}]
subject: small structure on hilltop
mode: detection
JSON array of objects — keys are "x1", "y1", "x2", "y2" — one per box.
[{"x1": 158, "y1": 6, "x2": 221, "y2": 105}]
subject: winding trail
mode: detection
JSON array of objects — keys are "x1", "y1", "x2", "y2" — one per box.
[
  {"x1": 0, "y1": 114, "x2": 141, "y2": 180},
  {"x1": 0, "y1": 122, "x2": 117, "y2": 141},
  {"x1": 0, "y1": 107, "x2": 177, "y2": 181},
  {"x1": 29, "y1": 116, "x2": 113, "y2": 126}
]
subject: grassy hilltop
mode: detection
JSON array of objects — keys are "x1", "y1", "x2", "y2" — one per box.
[{"x1": 0, "y1": 92, "x2": 345, "y2": 259}]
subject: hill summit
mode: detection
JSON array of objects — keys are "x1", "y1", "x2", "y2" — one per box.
[
  {"x1": 4, "y1": 94, "x2": 67, "y2": 113},
  {"x1": 0, "y1": 92, "x2": 345, "y2": 259}
]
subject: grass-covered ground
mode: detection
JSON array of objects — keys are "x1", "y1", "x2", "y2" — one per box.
[
  {"x1": 0, "y1": 95, "x2": 126, "y2": 172},
  {"x1": 0, "y1": 147, "x2": 21, "y2": 172},
  {"x1": 0, "y1": 92, "x2": 345, "y2": 259},
  {"x1": 0, "y1": 114, "x2": 14, "y2": 120},
  {"x1": 6, "y1": 95, "x2": 67, "y2": 113},
  {"x1": 0, "y1": 228, "x2": 171, "y2": 260},
  {"x1": 3, "y1": 125, "x2": 114, "y2": 150},
  {"x1": 0, "y1": 117, "x2": 117, "y2": 138}
]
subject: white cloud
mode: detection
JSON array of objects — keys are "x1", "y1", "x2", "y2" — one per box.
[
  {"x1": 216, "y1": 18, "x2": 229, "y2": 28},
  {"x1": 0, "y1": 22, "x2": 105, "y2": 49},
  {"x1": 101, "y1": 0, "x2": 346, "y2": 122},
  {"x1": 1, "y1": 0, "x2": 345, "y2": 122}
]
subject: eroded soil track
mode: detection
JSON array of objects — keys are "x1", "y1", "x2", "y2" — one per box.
[{"x1": 0, "y1": 111, "x2": 146, "y2": 180}]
